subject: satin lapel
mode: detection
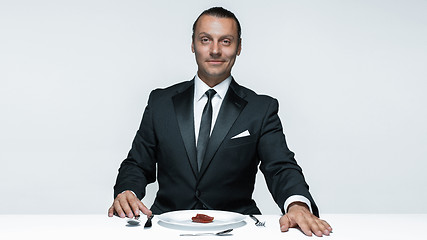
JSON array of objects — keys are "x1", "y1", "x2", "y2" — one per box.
[
  {"x1": 172, "y1": 82, "x2": 198, "y2": 177},
  {"x1": 199, "y1": 80, "x2": 248, "y2": 177}
]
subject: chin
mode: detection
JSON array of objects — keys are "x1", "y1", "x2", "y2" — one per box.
[{"x1": 206, "y1": 69, "x2": 227, "y2": 76}]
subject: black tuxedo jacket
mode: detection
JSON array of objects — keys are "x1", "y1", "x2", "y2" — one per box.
[{"x1": 114, "y1": 79, "x2": 319, "y2": 216}]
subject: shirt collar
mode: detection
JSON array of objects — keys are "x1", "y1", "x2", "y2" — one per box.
[{"x1": 194, "y1": 75, "x2": 232, "y2": 102}]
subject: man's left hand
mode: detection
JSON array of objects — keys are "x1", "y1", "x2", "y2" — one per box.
[{"x1": 279, "y1": 202, "x2": 332, "y2": 237}]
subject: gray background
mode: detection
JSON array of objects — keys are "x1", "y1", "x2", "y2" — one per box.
[{"x1": 1, "y1": 0, "x2": 426, "y2": 215}]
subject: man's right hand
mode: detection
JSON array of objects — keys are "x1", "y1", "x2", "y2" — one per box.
[{"x1": 108, "y1": 190, "x2": 152, "y2": 218}]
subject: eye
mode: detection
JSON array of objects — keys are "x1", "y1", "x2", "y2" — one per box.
[
  {"x1": 221, "y1": 39, "x2": 231, "y2": 46},
  {"x1": 200, "y1": 37, "x2": 211, "y2": 44}
]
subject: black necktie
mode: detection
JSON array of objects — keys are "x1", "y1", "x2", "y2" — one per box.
[{"x1": 196, "y1": 89, "x2": 216, "y2": 171}]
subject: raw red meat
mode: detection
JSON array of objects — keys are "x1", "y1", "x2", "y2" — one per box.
[{"x1": 191, "y1": 213, "x2": 214, "y2": 223}]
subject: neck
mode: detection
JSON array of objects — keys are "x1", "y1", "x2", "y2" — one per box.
[{"x1": 197, "y1": 73, "x2": 230, "y2": 88}]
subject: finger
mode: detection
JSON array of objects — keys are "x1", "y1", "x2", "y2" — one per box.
[
  {"x1": 279, "y1": 215, "x2": 292, "y2": 232},
  {"x1": 137, "y1": 201, "x2": 152, "y2": 217},
  {"x1": 296, "y1": 217, "x2": 313, "y2": 237},
  {"x1": 306, "y1": 217, "x2": 331, "y2": 237},
  {"x1": 305, "y1": 215, "x2": 327, "y2": 237},
  {"x1": 122, "y1": 191, "x2": 143, "y2": 217},
  {"x1": 124, "y1": 192, "x2": 151, "y2": 217},
  {"x1": 128, "y1": 198, "x2": 142, "y2": 217},
  {"x1": 308, "y1": 218, "x2": 332, "y2": 236},
  {"x1": 113, "y1": 199, "x2": 126, "y2": 218},
  {"x1": 119, "y1": 197, "x2": 134, "y2": 218},
  {"x1": 321, "y1": 219, "x2": 333, "y2": 232},
  {"x1": 108, "y1": 205, "x2": 115, "y2": 217},
  {"x1": 288, "y1": 211, "x2": 313, "y2": 236},
  {"x1": 108, "y1": 206, "x2": 113, "y2": 217},
  {"x1": 319, "y1": 219, "x2": 332, "y2": 235}
]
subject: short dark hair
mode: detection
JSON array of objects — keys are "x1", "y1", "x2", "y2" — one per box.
[{"x1": 192, "y1": 7, "x2": 241, "y2": 40}]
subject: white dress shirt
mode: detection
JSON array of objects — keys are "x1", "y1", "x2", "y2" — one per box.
[
  {"x1": 194, "y1": 75, "x2": 232, "y2": 145},
  {"x1": 192, "y1": 75, "x2": 312, "y2": 214}
]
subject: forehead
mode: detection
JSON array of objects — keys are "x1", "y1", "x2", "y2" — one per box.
[{"x1": 194, "y1": 15, "x2": 238, "y2": 37}]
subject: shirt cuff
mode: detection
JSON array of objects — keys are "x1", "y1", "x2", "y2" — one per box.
[{"x1": 283, "y1": 195, "x2": 313, "y2": 213}]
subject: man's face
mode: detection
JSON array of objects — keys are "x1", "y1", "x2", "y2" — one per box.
[{"x1": 192, "y1": 15, "x2": 241, "y2": 86}]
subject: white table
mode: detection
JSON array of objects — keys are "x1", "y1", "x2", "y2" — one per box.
[{"x1": 1, "y1": 214, "x2": 426, "y2": 240}]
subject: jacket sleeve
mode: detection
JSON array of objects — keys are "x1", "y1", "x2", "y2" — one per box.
[
  {"x1": 257, "y1": 98, "x2": 319, "y2": 217},
  {"x1": 113, "y1": 91, "x2": 158, "y2": 200}
]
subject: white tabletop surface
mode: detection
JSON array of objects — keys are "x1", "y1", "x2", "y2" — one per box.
[{"x1": 1, "y1": 214, "x2": 426, "y2": 240}]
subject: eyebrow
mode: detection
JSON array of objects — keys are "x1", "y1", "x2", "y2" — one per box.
[{"x1": 198, "y1": 32, "x2": 235, "y2": 39}]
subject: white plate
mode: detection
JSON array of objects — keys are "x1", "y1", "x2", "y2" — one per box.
[{"x1": 157, "y1": 210, "x2": 246, "y2": 231}]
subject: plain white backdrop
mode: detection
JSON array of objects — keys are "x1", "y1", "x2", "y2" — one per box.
[{"x1": 1, "y1": 0, "x2": 426, "y2": 215}]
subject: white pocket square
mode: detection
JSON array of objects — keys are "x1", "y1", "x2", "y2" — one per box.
[{"x1": 231, "y1": 130, "x2": 250, "y2": 139}]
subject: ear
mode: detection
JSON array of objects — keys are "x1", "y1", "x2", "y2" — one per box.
[
  {"x1": 236, "y1": 38, "x2": 242, "y2": 56},
  {"x1": 191, "y1": 41, "x2": 195, "y2": 53}
]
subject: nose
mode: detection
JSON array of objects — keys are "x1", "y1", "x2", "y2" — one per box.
[{"x1": 210, "y1": 41, "x2": 221, "y2": 57}]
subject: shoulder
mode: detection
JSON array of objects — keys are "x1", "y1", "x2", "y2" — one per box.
[
  {"x1": 229, "y1": 80, "x2": 282, "y2": 118},
  {"x1": 231, "y1": 80, "x2": 277, "y2": 105},
  {"x1": 151, "y1": 80, "x2": 192, "y2": 95},
  {"x1": 147, "y1": 79, "x2": 193, "y2": 102}
]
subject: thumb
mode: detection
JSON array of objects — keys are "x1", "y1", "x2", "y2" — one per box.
[{"x1": 279, "y1": 214, "x2": 292, "y2": 232}]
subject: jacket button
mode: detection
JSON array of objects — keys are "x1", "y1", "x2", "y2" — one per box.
[{"x1": 195, "y1": 190, "x2": 201, "y2": 197}]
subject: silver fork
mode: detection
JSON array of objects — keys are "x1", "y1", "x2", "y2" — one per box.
[{"x1": 249, "y1": 215, "x2": 265, "y2": 227}]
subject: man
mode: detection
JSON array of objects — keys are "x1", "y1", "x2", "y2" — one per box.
[{"x1": 108, "y1": 7, "x2": 332, "y2": 237}]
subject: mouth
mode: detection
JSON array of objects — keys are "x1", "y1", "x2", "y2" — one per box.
[{"x1": 206, "y1": 59, "x2": 226, "y2": 65}]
